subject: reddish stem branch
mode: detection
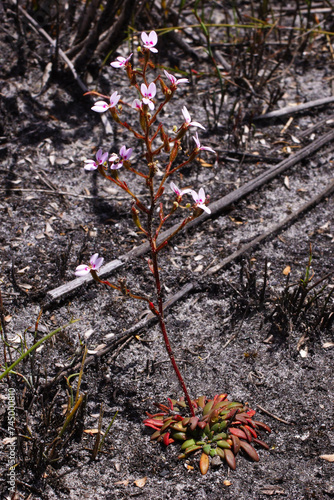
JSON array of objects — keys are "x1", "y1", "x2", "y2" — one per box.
[{"x1": 150, "y1": 245, "x2": 195, "y2": 417}]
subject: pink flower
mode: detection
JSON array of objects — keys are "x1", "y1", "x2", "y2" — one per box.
[
  {"x1": 84, "y1": 149, "x2": 109, "y2": 171},
  {"x1": 91, "y1": 91, "x2": 121, "y2": 113},
  {"x1": 141, "y1": 31, "x2": 158, "y2": 53},
  {"x1": 191, "y1": 187, "x2": 211, "y2": 214},
  {"x1": 182, "y1": 106, "x2": 205, "y2": 130},
  {"x1": 110, "y1": 53, "x2": 133, "y2": 68},
  {"x1": 192, "y1": 132, "x2": 216, "y2": 154},
  {"x1": 119, "y1": 145, "x2": 133, "y2": 161},
  {"x1": 164, "y1": 70, "x2": 189, "y2": 87},
  {"x1": 132, "y1": 98, "x2": 143, "y2": 111},
  {"x1": 108, "y1": 153, "x2": 120, "y2": 169},
  {"x1": 170, "y1": 181, "x2": 192, "y2": 198},
  {"x1": 109, "y1": 146, "x2": 133, "y2": 170},
  {"x1": 75, "y1": 253, "x2": 104, "y2": 277},
  {"x1": 141, "y1": 82, "x2": 156, "y2": 110}
]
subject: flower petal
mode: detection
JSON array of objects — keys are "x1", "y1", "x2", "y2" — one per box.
[
  {"x1": 84, "y1": 165, "x2": 98, "y2": 171},
  {"x1": 141, "y1": 32, "x2": 149, "y2": 45},
  {"x1": 93, "y1": 256, "x2": 104, "y2": 270},
  {"x1": 148, "y1": 31, "x2": 158, "y2": 46},
  {"x1": 182, "y1": 106, "x2": 191, "y2": 123},
  {"x1": 189, "y1": 121, "x2": 206, "y2": 130},
  {"x1": 193, "y1": 133, "x2": 200, "y2": 149},
  {"x1": 148, "y1": 82, "x2": 156, "y2": 98},
  {"x1": 132, "y1": 98, "x2": 142, "y2": 110},
  {"x1": 90, "y1": 253, "x2": 100, "y2": 266},
  {"x1": 177, "y1": 78, "x2": 189, "y2": 84},
  {"x1": 110, "y1": 161, "x2": 123, "y2": 170},
  {"x1": 170, "y1": 181, "x2": 180, "y2": 195},
  {"x1": 75, "y1": 265, "x2": 90, "y2": 277},
  {"x1": 198, "y1": 187, "x2": 205, "y2": 202},
  {"x1": 91, "y1": 101, "x2": 109, "y2": 113},
  {"x1": 109, "y1": 91, "x2": 121, "y2": 107},
  {"x1": 198, "y1": 204, "x2": 211, "y2": 214},
  {"x1": 201, "y1": 146, "x2": 216, "y2": 153}
]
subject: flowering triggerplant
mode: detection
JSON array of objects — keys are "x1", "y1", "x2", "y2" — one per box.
[
  {"x1": 80, "y1": 29, "x2": 216, "y2": 413},
  {"x1": 74, "y1": 29, "x2": 272, "y2": 474},
  {"x1": 73, "y1": 31, "x2": 273, "y2": 474}
]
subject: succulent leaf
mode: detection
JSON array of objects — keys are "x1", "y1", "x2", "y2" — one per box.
[
  {"x1": 199, "y1": 452, "x2": 210, "y2": 475},
  {"x1": 239, "y1": 440, "x2": 260, "y2": 462},
  {"x1": 224, "y1": 449, "x2": 236, "y2": 470}
]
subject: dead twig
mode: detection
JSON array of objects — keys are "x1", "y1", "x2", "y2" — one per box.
[
  {"x1": 256, "y1": 404, "x2": 291, "y2": 425},
  {"x1": 254, "y1": 96, "x2": 334, "y2": 121},
  {"x1": 297, "y1": 113, "x2": 334, "y2": 138}
]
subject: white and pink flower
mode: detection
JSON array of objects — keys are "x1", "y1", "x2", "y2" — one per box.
[
  {"x1": 110, "y1": 53, "x2": 133, "y2": 68},
  {"x1": 192, "y1": 132, "x2": 216, "y2": 154},
  {"x1": 84, "y1": 149, "x2": 109, "y2": 171},
  {"x1": 182, "y1": 106, "x2": 205, "y2": 130},
  {"x1": 141, "y1": 82, "x2": 156, "y2": 110},
  {"x1": 141, "y1": 31, "x2": 158, "y2": 53},
  {"x1": 191, "y1": 187, "x2": 211, "y2": 214},
  {"x1": 164, "y1": 70, "x2": 189, "y2": 87},
  {"x1": 75, "y1": 253, "x2": 104, "y2": 277},
  {"x1": 170, "y1": 181, "x2": 192, "y2": 198},
  {"x1": 109, "y1": 146, "x2": 133, "y2": 170},
  {"x1": 91, "y1": 91, "x2": 121, "y2": 113}
]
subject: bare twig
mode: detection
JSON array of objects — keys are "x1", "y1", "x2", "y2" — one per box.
[
  {"x1": 256, "y1": 404, "x2": 291, "y2": 425},
  {"x1": 254, "y1": 97, "x2": 334, "y2": 120}
]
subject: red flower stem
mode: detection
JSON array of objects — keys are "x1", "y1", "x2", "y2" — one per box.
[
  {"x1": 150, "y1": 245, "x2": 195, "y2": 418},
  {"x1": 156, "y1": 214, "x2": 195, "y2": 252}
]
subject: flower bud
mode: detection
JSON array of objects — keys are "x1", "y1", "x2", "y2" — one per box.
[
  {"x1": 159, "y1": 78, "x2": 169, "y2": 95},
  {"x1": 160, "y1": 127, "x2": 171, "y2": 153},
  {"x1": 140, "y1": 112, "x2": 147, "y2": 132},
  {"x1": 175, "y1": 125, "x2": 187, "y2": 141},
  {"x1": 131, "y1": 206, "x2": 142, "y2": 230},
  {"x1": 169, "y1": 141, "x2": 180, "y2": 164},
  {"x1": 110, "y1": 107, "x2": 120, "y2": 123}
]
